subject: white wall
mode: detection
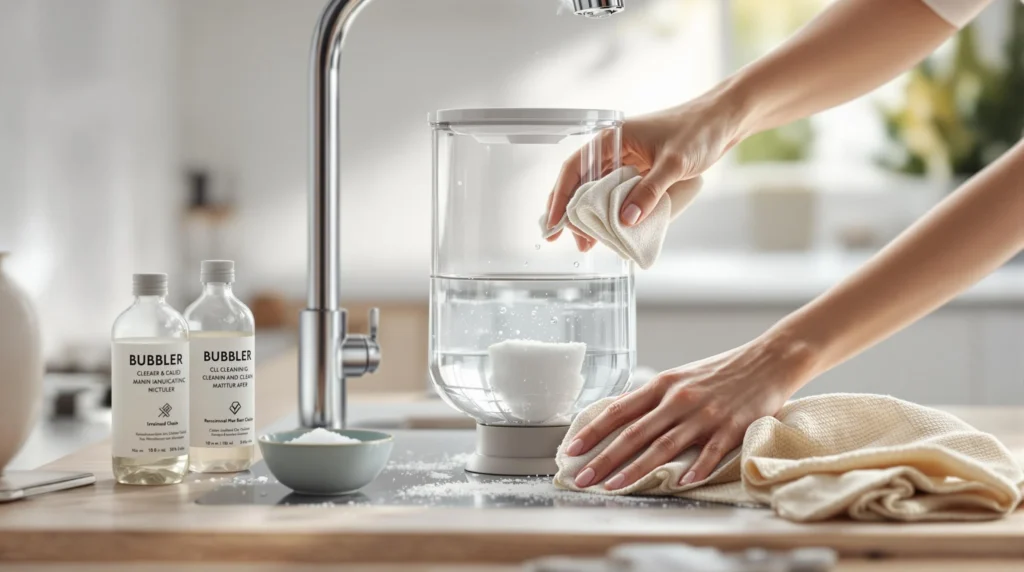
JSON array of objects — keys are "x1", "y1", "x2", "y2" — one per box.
[
  {"x1": 0, "y1": 0, "x2": 179, "y2": 363},
  {"x1": 176, "y1": 0, "x2": 723, "y2": 300}
]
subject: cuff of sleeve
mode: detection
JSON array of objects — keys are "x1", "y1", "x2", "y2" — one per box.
[{"x1": 920, "y1": 0, "x2": 991, "y2": 28}]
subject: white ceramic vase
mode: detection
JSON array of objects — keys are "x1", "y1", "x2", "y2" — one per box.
[{"x1": 0, "y1": 253, "x2": 43, "y2": 473}]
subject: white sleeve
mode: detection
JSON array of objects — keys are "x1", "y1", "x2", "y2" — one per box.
[{"x1": 920, "y1": 0, "x2": 993, "y2": 28}]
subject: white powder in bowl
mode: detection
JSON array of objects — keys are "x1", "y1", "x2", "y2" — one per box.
[{"x1": 286, "y1": 428, "x2": 361, "y2": 445}]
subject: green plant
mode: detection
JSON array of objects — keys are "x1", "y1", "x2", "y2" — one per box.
[
  {"x1": 736, "y1": 118, "x2": 814, "y2": 163},
  {"x1": 881, "y1": 3, "x2": 1024, "y2": 177}
]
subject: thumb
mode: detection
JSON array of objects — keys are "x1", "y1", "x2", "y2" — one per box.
[{"x1": 620, "y1": 159, "x2": 679, "y2": 227}]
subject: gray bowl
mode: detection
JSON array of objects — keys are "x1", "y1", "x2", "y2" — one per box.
[{"x1": 258, "y1": 428, "x2": 393, "y2": 495}]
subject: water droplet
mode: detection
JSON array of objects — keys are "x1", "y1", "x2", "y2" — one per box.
[
  {"x1": 498, "y1": 330, "x2": 504, "y2": 336},
  {"x1": 515, "y1": 330, "x2": 521, "y2": 335},
  {"x1": 457, "y1": 180, "x2": 463, "y2": 186},
  {"x1": 534, "y1": 244, "x2": 541, "y2": 250},
  {"x1": 550, "y1": 317, "x2": 558, "y2": 324},
  {"x1": 573, "y1": 261, "x2": 580, "y2": 268},
  {"x1": 530, "y1": 309, "x2": 537, "y2": 317},
  {"x1": 499, "y1": 307, "x2": 507, "y2": 314}
]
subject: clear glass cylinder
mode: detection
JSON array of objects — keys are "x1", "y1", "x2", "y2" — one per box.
[{"x1": 429, "y1": 108, "x2": 635, "y2": 427}]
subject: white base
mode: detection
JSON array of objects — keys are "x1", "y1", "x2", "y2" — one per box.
[{"x1": 464, "y1": 424, "x2": 569, "y2": 477}]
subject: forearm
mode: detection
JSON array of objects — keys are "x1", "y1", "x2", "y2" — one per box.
[
  {"x1": 774, "y1": 142, "x2": 1024, "y2": 388},
  {"x1": 721, "y1": 0, "x2": 956, "y2": 137}
]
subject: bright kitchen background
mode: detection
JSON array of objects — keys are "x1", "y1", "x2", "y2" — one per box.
[{"x1": 3, "y1": 0, "x2": 1024, "y2": 468}]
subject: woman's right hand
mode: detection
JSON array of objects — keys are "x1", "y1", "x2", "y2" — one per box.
[{"x1": 544, "y1": 88, "x2": 748, "y2": 251}]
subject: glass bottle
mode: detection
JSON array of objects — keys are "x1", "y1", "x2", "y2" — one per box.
[
  {"x1": 111, "y1": 273, "x2": 190, "y2": 485},
  {"x1": 183, "y1": 260, "x2": 255, "y2": 473}
]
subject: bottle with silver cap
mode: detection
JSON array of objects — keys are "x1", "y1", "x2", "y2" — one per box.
[
  {"x1": 111, "y1": 273, "x2": 190, "y2": 485},
  {"x1": 183, "y1": 260, "x2": 256, "y2": 472}
]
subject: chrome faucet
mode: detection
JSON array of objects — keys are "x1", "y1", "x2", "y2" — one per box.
[{"x1": 298, "y1": 0, "x2": 626, "y2": 429}]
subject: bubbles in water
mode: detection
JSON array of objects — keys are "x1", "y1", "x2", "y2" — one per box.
[
  {"x1": 573, "y1": 261, "x2": 580, "y2": 268},
  {"x1": 534, "y1": 244, "x2": 541, "y2": 250},
  {"x1": 530, "y1": 309, "x2": 538, "y2": 317},
  {"x1": 499, "y1": 307, "x2": 507, "y2": 314},
  {"x1": 550, "y1": 317, "x2": 558, "y2": 324}
]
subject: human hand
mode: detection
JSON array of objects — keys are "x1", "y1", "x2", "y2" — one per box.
[
  {"x1": 565, "y1": 331, "x2": 817, "y2": 490},
  {"x1": 544, "y1": 90, "x2": 745, "y2": 251}
]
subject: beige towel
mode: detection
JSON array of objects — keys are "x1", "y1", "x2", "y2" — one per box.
[
  {"x1": 554, "y1": 393, "x2": 1024, "y2": 522},
  {"x1": 541, "y1": 166, "x2": 670, "y2": 270}
]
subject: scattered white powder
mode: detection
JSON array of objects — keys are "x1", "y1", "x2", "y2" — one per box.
[
  {"x1": 387, "y1": 452, "x2": 472, "y2": 472},
  {"x1": 227, "y1": 475, "x2": 276, "y2": 487},
  {"x1": 287, "y1": 428, "x2": 361, "y2": 445},
  {"x1": 397, "y1": 478, "x2": 665, "y2": 505},
  {"x1": 426, "y1": 471, "x2": 451, "y2": 480}
]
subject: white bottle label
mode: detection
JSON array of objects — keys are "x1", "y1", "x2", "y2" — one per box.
[
  {"x1": 189, "y1": 335, "x2": 255, "y2": 448},
  {"x1": 112, "y1": 341, "x2": 189, "y2": 459}
]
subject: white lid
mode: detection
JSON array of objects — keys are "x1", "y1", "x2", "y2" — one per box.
[
  {"x1": 133, "y1": 273, "x2": 168, "y2": 297},
  {"x1": 201, "y1": 260, "x2": 235, "y2": 283},
  {"x1": 430, "y1": 108, "x2": 623, "y2": 126}
]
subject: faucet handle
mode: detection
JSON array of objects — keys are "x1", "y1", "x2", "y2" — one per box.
[{"x1": 368, "y1": 307, "x2": 379, "y2": 341}]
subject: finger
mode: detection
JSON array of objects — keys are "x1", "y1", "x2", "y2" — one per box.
[
  {"x1": 544, "y1": 193, "x2": 563, "y2": 241},
  {"x1": 546, "y1": 149, "x2": 584, "y2": 236},
  {"x1": 574, "y1": 407, "x2": 679, "y2": 488},
  {"x1": 548, "y1": 129, "x2": 620, "y2": 236},
  {"x1": 604, "y1": 421, "x2": 702, "y2": 490},
  {"x1": 679, "y1": 429, "x2": 742, "y2": 486},
  {"x1": 665, "y1": 176, "x2": 704, "y2": 219},
  {"x1": 566, "y1": 389, "x2": 658, "y2": 459},
  {"x1": 620, "y1": 158, "x2": 680, "y2": 227}
]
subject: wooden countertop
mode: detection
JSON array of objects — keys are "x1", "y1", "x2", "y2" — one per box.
[{"x1": 0, "y1": 350, "x2": 1022, "y2": 569}]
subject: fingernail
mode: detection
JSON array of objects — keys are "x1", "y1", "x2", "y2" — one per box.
[
  {"x1": 622, "y1": 204, "x2": 641, "y2": 226},
  {"x1": 605, "y1": 473, "x2": 625, "y2": 490},
  {"x1": 566, "y1": 439, "x2": 584, "y2": 456},
  {"x1": 575, "y1": 467, "x2": 595, "y2": 488},
  {"x1": 679, "y1": 471, "x2": 696, "y2": 486}
]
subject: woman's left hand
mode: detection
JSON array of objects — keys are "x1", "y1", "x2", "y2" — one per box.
[{"x1": 566, "y1": 331, "x2": 816, "y2": 490}]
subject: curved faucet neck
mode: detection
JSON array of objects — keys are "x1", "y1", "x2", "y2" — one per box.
[{"x1": 308, "y1": 0, "x2": 371, "y2": 311}]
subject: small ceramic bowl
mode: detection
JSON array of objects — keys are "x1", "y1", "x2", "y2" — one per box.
[{"x1": 258, "y1": 428, "x2": 393, "y2": 495}]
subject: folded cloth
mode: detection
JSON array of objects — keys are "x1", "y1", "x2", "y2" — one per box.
[
  {"x1": 554, "y1": 393, "x2": 1024, "y2": 522},
  {"x1": 541, "y1": 166, "x2": 670, "y2": 270}
]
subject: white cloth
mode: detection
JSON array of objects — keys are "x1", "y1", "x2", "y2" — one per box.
[
  {"x1": 921, "y1": 0, "x2": 993, "y2": 28},
  {"x1": 541, "y1": 166, "x2": 671, "y2": 270},
  {"x1": 554, "y1": 393, "x2": 1024, "y2": 522}
]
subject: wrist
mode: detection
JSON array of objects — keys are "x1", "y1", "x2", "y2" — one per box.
[
  {"x1": 706, "y1": 71, "x2": 761, "y2": 146},
  {"x1": 755, "y1": 322, "x2": 825, "y2": 395}
]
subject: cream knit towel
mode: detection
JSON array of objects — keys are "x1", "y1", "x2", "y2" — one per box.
[
  {"x1": 554, "y1": 393, "x2": 1024, "y2": 522},
  {"x1": 541, "y1": 166, "x2": 670, "y2": 270}
]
